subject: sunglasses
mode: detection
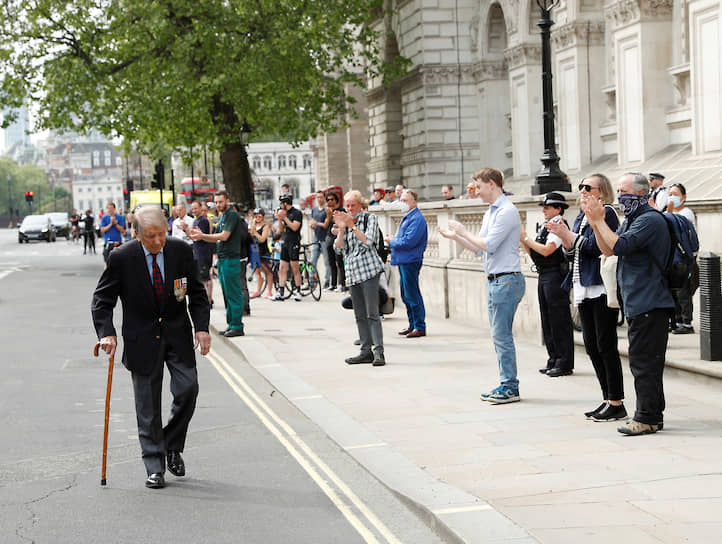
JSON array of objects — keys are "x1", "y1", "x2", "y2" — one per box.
[
  {"x1": 326, "y1": 198, "x2": 336, "y2": 202},
  {"x1": 578, "y1": 183, "x2": 598, "y2": 192}
]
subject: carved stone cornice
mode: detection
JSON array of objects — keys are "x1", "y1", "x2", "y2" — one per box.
[
  {"x1": 604, "y1": 0, "x2": 673, "y2": 29},
  {"x1": 551, "y1": 20, "x2": 606, "y2": 50},
  {"x1": 421, "y1": 64, "x2": 477, "y2": 86},
  {"x1": 504, "y1": 44, "x2": 542, "y2": 68},
  {"x1": 472, "y1": 60, "x2": 508, "y2": 82}
]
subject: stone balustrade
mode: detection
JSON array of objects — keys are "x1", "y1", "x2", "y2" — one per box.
[{"x1": 302, "y1": 195, "x2": 721, "y2": 336}]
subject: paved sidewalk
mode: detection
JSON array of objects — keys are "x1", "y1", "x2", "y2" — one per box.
[{"x1": 210, "y1": 286, "x2": 722, "y2": 544}]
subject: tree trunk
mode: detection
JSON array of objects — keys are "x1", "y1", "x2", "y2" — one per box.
[{"x1": 220, "y1": 141, "x2": 255, "y2": 209}]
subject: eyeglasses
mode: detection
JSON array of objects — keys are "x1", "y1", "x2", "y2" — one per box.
[
  {"x1": 578, "y1": 183, "x2": 598, "y2": 192},
  {"x1": 326, "y1": 198, "x2": 336, "y2": 202}
]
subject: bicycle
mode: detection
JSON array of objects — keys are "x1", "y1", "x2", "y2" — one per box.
[{"x1": 261, "y1": 243, "x2": 322, "y2": 301}]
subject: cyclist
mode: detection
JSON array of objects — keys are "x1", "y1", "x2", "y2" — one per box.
[
  {"x1": 69, "y1": 209, "x2": 81, "y2": 243},
  {"x1": 272, "y1": 193, "x2": 303, "y2": 301},
  {"x1": 250, "y1": 208, "x2": 274, "y2": 299}
]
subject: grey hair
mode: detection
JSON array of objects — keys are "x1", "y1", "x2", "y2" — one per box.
[
  {"x1": 625, "y1": 172, "x2": 649, "y2": 194},
  {"x1": 134, "y1": 206, "x2": 167, "y2": 237}
]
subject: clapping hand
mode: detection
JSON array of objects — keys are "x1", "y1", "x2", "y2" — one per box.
[
  {"x1": 438, "y1": 225, "x2": 456, "y2": 239},
  {"x1": 583, "y1": 196, "x2": 605, "y2": 224}
]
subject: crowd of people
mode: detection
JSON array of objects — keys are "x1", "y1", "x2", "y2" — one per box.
[{"x1": 90, "y1": 167, "x2": 700, "y2": 489}]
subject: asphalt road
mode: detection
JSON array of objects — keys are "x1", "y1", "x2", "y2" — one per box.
[{"x1": 0, "y1": 230, "x2": 447, "y2": 544}]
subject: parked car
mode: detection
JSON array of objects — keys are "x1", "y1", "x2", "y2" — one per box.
[
  {"x1": 46, "y1": 212, "x2": 71, "y2": 239},
  {"x1": 18, "y1": 215, "x2": 57, "y2": 243}
]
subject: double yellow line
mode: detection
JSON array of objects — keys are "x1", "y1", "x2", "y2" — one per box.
[{"x1": 206, "y1": 350, "x2": 401, "y2": 544}]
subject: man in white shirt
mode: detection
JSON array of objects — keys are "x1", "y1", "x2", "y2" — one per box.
[
  {"x1": 171, "y1": 204, "x2": 195, "y2": 244},
  {"x1": 648, "y1": 173, "x2": 668, "y2": 211}
]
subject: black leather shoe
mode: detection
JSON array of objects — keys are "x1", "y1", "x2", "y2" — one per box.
[
  {"x1": 224, "y1": 328, "x2": 245, "y2": 337},
  {"x1": 372, "y1": 353, "x2": 386, "y2": 366},
  {"x1": 167, "y1": 451, "x2": 185, "y2": 477},
  {"x1": 345, "y1": 352, "x2": 373, "y2": 365},
  {"x1": 539, "y1": 367, "x2": 552, "y2": 374},
  {"x1": 547, "y1": 367, "x2": 573, "y2": 377},
  {"x1": 145, "y1": 473, "x2": 165, "y2": 489},
  {"x1": 218, "y1": 329, "x2": 229, "y2": 336}
]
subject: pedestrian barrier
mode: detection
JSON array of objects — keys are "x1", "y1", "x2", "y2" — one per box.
[{"x1": 699, "y1": 252, "x2": 722, "y2": 361}]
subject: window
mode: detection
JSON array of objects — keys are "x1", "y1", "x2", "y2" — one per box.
[
  {"x1": 104, "y1": 150, "x2": 111, "y2": 166},
  {"x1": 278, "y1": 155, "x2": 286, "y2": 169},
  {"x1": 98, "y1": 198, "x2": 103, "y2": 210},
  {"x1": 115, "y1": 156, "x2": 122, "y2": 166},
  {"x1": 288, "y1": 155, "x2": 297, "y2": 169},
  {"x1": 252, "y1": 156, "x2": 261, "y2": 170},
  {"x1": 78, "y1": 188, "x2": 83, "y2": 193},
  {"x1": 79, "y1": 200, "x2": 84, "y2": 210},
  {"x1": 93, "y1": 150, "x2": 100, "y2": 166},
  {"x1": 303, "y1": 155, "x2": 312, "y2": 169},
  {"x1": 263, "y1": 156, "x2": 272, "y2": 170}
]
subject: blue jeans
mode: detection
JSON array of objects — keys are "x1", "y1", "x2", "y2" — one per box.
[
  {"x1": 487, "y1": 273, "x2": 525, "y2": 389},
  {"x1": 398, "y1": 261, "x2": 425, "y2": 331}
]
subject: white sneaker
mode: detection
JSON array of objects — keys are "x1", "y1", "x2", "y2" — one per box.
[
  {"x1": 270, "y1": 293, "x2": 284, "y2": 301},
  {"x1": 293, "y1": 291, "x2": 302, "y2": 301}
]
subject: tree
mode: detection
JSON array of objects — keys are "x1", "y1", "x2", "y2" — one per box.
[
  {"x1": 0, "y1": 158, "x2": 48, "y2": 216},
  {"x1": 0, "y1": 0, "x2": 407, "y2": 207}
]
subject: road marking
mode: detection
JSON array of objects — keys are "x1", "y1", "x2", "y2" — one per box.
[
  {"x1": 433, "y1": 504, "x2": 492, "y2": 515},
  {"x1": 0, "y1": 269, "x2": 18, "y2": 281},
  {"x1": 344, "y1": 443, "x2": 388, "y2": 451},
  {"x1": 289, "y1": 395, "x2": 323, "y2": 401},
  {"x1": 206, "y1": 350, "x2": 401, "y2": 544}
]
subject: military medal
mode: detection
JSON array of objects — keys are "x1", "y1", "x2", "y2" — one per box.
[{"x1": 174, "y1": 277, "x2": 188, "y2": 301}]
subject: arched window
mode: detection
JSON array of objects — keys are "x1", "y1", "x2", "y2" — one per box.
[
  {"x1": 278, "y1": 155, "x2": 287, "y2": 169},
  {"x1": 252, "y1": 156, "x2": 261, "y2": 170},
  {"x1": 302, "y1": 155, "x2": 312, "y2": 169},
  {"x1": 263, "y1": 155, "x2": 272, "y2": 170},
  {"x1": 288, "y1": 155, "x2": 297, "y2": 169},
  {"x1": 488, "y1": 4, "x2": 507, "y2": 53}
]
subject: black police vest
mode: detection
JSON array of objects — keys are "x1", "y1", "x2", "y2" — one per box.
[{"x1": 530, "y1": 221, "x2": 567, "y2": 273}]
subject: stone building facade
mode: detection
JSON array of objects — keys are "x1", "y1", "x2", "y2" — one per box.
[{"x1": 365, "y1": 0, "x2": 722, "y2": 200}]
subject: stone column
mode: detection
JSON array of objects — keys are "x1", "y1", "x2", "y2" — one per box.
[
  {"x1": 505, "y1": 44, "x2": 543, "y2": 179},
  {"x1": 605, "y1": 0, "x2": 674, "y2": 164}
]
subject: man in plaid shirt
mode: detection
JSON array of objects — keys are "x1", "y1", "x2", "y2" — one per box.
[{"x1": 333, "y1": 190, "x2": 386, "y2": 366}]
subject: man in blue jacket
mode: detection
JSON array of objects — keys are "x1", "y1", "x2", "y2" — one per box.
[{"x1": 386, "y1": 189, "x2": 428, "y2": 338}]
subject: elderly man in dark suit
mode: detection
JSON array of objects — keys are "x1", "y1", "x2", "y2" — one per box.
[{"x1": 92, "y1": 206, "x2": 211, "y2": 489}]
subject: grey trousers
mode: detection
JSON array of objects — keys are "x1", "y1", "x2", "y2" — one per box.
[
  {"x1": 349, "y1": 273, "x2": 384, "y2": 356},
  {"x1": 131, "y1": 342, "x2": 199, "y2": 475}
]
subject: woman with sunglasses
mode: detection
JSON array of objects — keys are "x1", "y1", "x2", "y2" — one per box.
[
  {"x1": 547, "y1": 174, "x2": 626, "y2": 422},
  {"x1": 250, "y1": 208, "x2": 274, "y2": 299}
]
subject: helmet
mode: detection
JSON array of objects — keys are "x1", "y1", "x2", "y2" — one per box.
[
  {"x1": 253, "y1": 207, "x2": 265, "y2": 215},
  {"x1": 279, "y1": 193, "x2": 293, "y2": 204}
]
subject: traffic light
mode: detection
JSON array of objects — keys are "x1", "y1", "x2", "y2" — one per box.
[
  {"x1": 123, "y1": 189, "x2": 130, "y2": 208},
  {"x1": 151, "y1": 161, "x2": 164, "y2": 189},
  {"x1": 126, "y1": 179, "x2": 134, "y2": 192},
  {"x1": 25, "y1": 191, "x2": 34, "y2": 203}
]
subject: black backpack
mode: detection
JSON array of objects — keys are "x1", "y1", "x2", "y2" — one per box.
[{"x1": 361, "y1": 213, "x2": 389, "y2": 264}]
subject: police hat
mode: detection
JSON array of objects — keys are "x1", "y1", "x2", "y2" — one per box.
[
  {"x1": 539, "y1": 192, "x2": 569, "y2": 209},
  {"x1": 649, "y1": 172, "x2": 665, "y2": 181}
]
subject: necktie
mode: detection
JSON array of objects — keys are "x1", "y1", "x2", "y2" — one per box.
[{"x1": 151, "y1": 254, "x2": 164, "y2": 307}]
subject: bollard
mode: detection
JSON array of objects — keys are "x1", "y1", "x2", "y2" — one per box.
[{"x1": 699, "y1": 252, "x2": 722, "y2": 361}]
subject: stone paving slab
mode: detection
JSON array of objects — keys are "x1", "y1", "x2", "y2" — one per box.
[{"x1": 210, "y1": 285, "x2": 722, "y2": 543}]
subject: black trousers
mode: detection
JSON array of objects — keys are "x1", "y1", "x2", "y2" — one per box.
[
  {"x1": 538, "y1": 271, "x2": 574, "y2": 371},
  {"x1": 578, "y1": 295, "x2": 624, "y2": 401},
  {"x1": 326, "y1": 242, "x2": 345, "y2": 288},
  {"x1": 131, "y1": 341, "x2": 199, "y2": 475},
  {"x1": 671, "y1": 278, "x2": 693, "y2": 327},
  {"x1": 627, "y1": 308, "x2": 669, "y2": 424}
]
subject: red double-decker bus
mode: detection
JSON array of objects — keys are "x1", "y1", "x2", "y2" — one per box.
[{"x1": 179, "y1": 177, "x2": 215, "y2": 204}]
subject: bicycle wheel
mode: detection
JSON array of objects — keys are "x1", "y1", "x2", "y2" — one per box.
[
  {"x1": 306, "y1": 265, "x2": 322, "y2": 301},
  {"x1": 247, "y1": 267, "x2": 266, "y2": 298}
]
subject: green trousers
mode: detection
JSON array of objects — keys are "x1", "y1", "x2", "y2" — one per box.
[{"x1": 217, "y1": 258, "x2": 244, "y2": 330}]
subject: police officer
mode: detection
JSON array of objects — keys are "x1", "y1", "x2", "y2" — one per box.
[{"x1": 520, "y1": 192, "x2": 575, "y2": 377}]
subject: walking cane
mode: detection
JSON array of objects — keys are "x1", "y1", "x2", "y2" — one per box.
[{"x1": 93, "y1": 342, "x2": 115, "y2": 486}]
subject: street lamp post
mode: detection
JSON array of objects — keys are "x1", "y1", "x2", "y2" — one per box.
[
  {"x1": 531, "y1": 0, "x2": 570, "y2": 195},
  {"x1": 239, "y1": 119, "x2": 254, "y2": 208}
]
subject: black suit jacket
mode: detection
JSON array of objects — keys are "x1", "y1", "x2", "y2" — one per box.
[{"x1": 91, "y1": 238, "x2": 210, "y2": 375}]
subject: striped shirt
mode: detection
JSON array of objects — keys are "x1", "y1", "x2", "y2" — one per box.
[{"x1": 335, "y1": 211, "x2": 385, "y2": 286}]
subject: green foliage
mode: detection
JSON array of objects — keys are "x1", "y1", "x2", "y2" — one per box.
[
  {"x1": 0, "y1": 0, "x2": 408, "y2": 156},
  {"x1": 0, "y1": 158, "x2": 60, "y2": 215}
]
